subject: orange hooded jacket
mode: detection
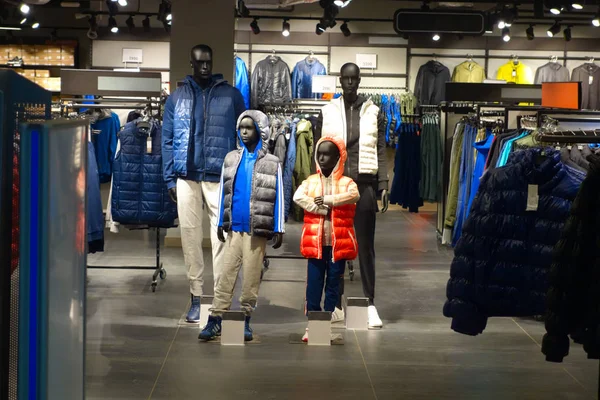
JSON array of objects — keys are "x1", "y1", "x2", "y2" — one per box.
[{"x1": 293, "y1": 136, "x2": 360, "y2": 262}]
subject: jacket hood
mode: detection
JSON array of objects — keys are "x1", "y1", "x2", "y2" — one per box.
[
  {"x1": 236, "y1": 110, "x2": 270, "y2": 153},
  {"x1": 184, "y1": 74, "x2": 226, "y2": 88},
  {"x1": 314, "y1": 135, "x2": 347, "y2": 179}
]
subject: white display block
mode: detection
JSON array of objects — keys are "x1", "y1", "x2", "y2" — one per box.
[
  {"x1": 356, "y1": 53, "x2": 378, "y2": 69},
  {"x1": 307, "y1": 311, "x2": 331, "y2": 346},
  {"x1": 221, "y1": 311, "x2": 245, "y2": 346},
  {"x1": 346, "y1": 297, "x2": 369, "y2": 331},
  {"x1": 312, "y1": 75, "x2": 337, "y2": 94},
  {"x1": 199, "y1": 295, "x2": 214, "y2": 329}
]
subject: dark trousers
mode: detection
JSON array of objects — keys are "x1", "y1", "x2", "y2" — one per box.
[
  {"x1": 355, "y1": 182, "x2": 377, "y2": 304},
  {"x1": 306, "y1": 247, "x2": 346, "y2": 314}
]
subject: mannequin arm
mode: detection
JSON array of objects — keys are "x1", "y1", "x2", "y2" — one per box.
[
  {"x1": 217, "y1": 226, "x2": 226, "y2": 243},
  {"x1": 381, "y1": 189, "x2": 389, "y2": 213},
  {"x1": 323, "y1": 181, "x2": 360, "y2": 206},
  {"x1": 168, "y1": 187, "x2": 177, "y2": 203},
  {"x1": 293, "y1": 182, "x2": 328, "y2": 215}
]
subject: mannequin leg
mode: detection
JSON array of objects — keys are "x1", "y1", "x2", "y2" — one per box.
[
  {"x1": 305, "y1": 255, "x2": 327, "y2": 315},
  {"x1": 354, "y1": 183, "x2": 377, "y2": 305},
  {"x1": 201, "y1": 181, "x2": 227, "y2": 289},
  {"x1": 239, "y1": 234, "x2": 267, "y2": 316},
  {"x1": 177, "y1": 179, "x2": 205, "y2": 297},
  {"x1": 211, "y1": 232, "x2": 244, "y2": 316},
  {"x1": 325, "y1": 257, "x2": 346, "y2": 312}
]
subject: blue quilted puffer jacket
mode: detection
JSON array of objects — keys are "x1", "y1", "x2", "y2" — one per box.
[
  {"x1": 112, "y1": 120, "x2": 177, "y2": 227},
  {"x1": 162, "y1": 75, "x2": 245, "y2": 189},
  {"x1": 443, "y1": 149, "x2": 582, "y2": 336}
]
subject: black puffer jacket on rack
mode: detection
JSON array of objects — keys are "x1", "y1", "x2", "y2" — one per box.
[
  {"x1": 251, "y1": 56, "x2": 292, "y2": 109},
  {"x1": 542, "y1": 154, "x2": 600, "y2": 363}
]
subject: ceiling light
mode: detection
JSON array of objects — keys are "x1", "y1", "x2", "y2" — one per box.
[
  {"x1": 106, "y1": 0, "x2": 119, "y2": 15},
  {"x1": 282, "y1": 19, "x2": 290, "y2": 37},
  {"x1": 20, "y1": 3, "x2": 30, "y2": 14},
  {"x1": 142, "y1": 15, "x2": 150, "y2": 32},
  {"x1": 432, "y1": 33, "x2": 440, "y2": 41},
  {"x1": 593, "y1": 10, "x2": 600, "y2": 26},
  {"x1": 250, "y1": 18, "x2": 260, "y2": 34},
  {"x1": 340, "y1": 21, "x2": 351, "y2": 37},
  {"x1": 88, "y1": 15, "x2": 98, "y2": 39},
  {"x1": 109, "y1": 16, "x2": 118, "y2": 33},
  {"x1": 498, "y1": 20, "x2": 506, "y2": 29},
  {"x1": 334, "y1": 0, "x2": 352, "y2": 7},
  {"x1": 526, "y1": 24, "x2": 535, "y2": 40},
  {"x1": 316, "y1": 22, "x2": 325, "y2": 35},
  {"x1": 126, "y1": 15, "x2": 135, "y2": 31},
  {"x1": 118, "y1": 0, "x2": 127, "y2": 5},
  {"x1": 547, "y1": 21, "x2": 561, "y2": 37},
  {"x1": 502, "y1": 27, "x2": 510, "y2": 42},
  {"x1": 550, "y1": 7, "x2": 561, "y2": 14},
  {"x1": 20, "y1": 17, "x2": 27, "y2": 25},
  {"x1": 563, "y1": 26, "x2": 572, "y2": 41},
  {"x1": 0, "y1": 27, "x2": 22, "y2": 31},
  {"x1": 31, "y1": 18, "x2": 39, "y2": 29},
  {"x1": 572, "y1": 2, "x2": 583, "y2": 9}
]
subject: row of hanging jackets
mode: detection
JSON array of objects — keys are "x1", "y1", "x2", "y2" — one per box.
[{"x1": 235, "y1": 56, "x2": 327, "y2": 110}]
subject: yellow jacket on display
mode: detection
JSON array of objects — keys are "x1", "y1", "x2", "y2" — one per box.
[
  {"x1": 496, "y1": 61, "x2": 534, "y2": 84},
  {"x1": 452, "y1": 61, "x2": 486, "y2": 83}
]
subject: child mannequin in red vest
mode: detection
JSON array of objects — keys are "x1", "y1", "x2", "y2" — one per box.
[{"x1": 293, "y1": 136, "x2": 360, "y2": 342}]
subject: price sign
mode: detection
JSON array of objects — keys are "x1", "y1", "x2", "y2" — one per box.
[
  {"x1": 312, "y1": 75, "x2": 337, "y2": 93},
  {"x1": 122, "y1": 48, "x2": 143, "y2": 63},
  {"x1": 356, "y1": 53, "x2": 377, "y2": 69}
]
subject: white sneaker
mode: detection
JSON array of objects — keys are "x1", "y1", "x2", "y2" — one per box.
[
  {"x1": 331, "y1": 307, "x2": 345, "y2": 323},
  {"x1": 302, "y1": 328, "x2": 309, "y2": 343},
  {"x1": 368, "y1": 305, "x2": 383, "y2": 329}
]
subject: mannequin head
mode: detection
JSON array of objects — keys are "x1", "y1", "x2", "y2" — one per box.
[
  {"x1": 239, "y1": 116, "x2": 260, "y2": 153},
  {"x1": 190, "y1": 44, "x2": 213, "y2": 81},
  {"x1": 340, "y1": 63, "x2": 361, "y2": 104},
  {"x1": 317, "y1": 140, "x2": 340, "y2": 178}
]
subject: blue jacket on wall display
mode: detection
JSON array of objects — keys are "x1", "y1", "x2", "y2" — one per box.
[
  {"x1": 162, "y1": 74, "x2": 246, "y2": 189},
  {"x1": 234, "y1": 56, "x2": 251, "y2": 109},
  {"x1": 91, "y1": 112, "x2": 120, "y2": 183},
  {"x1": 292, "y1": 58, "x2": 327, "y2": 99},
  {"x1": 112, "y1": 120, "x2": 178, "y2": 227},
  {"x1": 443, "y1": 149, "x2": 582, "y2": 336},
  {"x1": 87, "y1": 141, "x2": 104, "y2": 253}
]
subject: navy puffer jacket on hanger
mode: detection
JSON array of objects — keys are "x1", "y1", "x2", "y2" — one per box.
[
  {"x1": 443, "y1": 149, "x2": 582, "y2": 336},
  {"x1": 112, "y1": 120, "x2": 177, "y2": 227}
]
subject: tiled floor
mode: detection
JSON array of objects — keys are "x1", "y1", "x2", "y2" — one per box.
[{"x1": 86, "y1": 209, "x2": 599, "y2": 400}]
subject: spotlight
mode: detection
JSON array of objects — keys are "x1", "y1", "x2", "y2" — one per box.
[
  {"x1": 106, "y1": 0, "x2": 119, "y2": 15},
  {"x1": 432, "y1": 33, "x2": 440, "y2": 41},
  {"x1": 505, "y1": 6, "x2": 517, "y2": 27},
  {"x1": 20, "y1": 3, "x2": 30, "y2": 14},
  {"x1": 109, "y1": 16, "x2": 118, "y2": 33},
  {"x1": 502, "y1": 27, "x2": 510, "y2": 42},
  {"x1": 162, "y1": 19, "x2": 170, "y2": 33},
  {"x1": 334, "y1": 0, "x2": 352, "y2": 6},
  {"x1": 563, "y1": 26, "x2": 572, "y2": 41},
  {"x1": 282, "y1": 19, "x2": 290, "y2": 37},
  {"x1": 572, "y1": 2, "x2": 583, "y2": 9},
  {"x1": 316, "y1": 22, "x2": 325, "y2": 35},
  {"x1": 88, "y1": 15, "x2": 98, "y2": 39},
  {"x1": 550, "y1": 7, "x2": 561, "y2": 14},
  {"x1": 250, "y1": 18, "x2": 260, "y2": 34},
  {"x1": 547, "y1": 21, "x2": 561, "y2": 37},
  {"x1": 31, "y1": 18, "x2": 39, "y2": 29},
  {"x1": 526, "y1": 24, "x2": 535, "y2": 40},
  {"x1": 142, "y1": 16, "x2": 150, "y2": 32},
  {"x1": 593, "y1": 10, "x2": 600, "y2": 26},
  {"x1": 126, "y1": 15, "x2": 135, "y2": 31},
  {"x1": 498, "y1": 20, "x2": 506, "y2": 29},
  {"x1": 340, "y1": 21, "x2": 351, "y2": 37},
  {"x1": 118, "y1": 0, "x2": 127, "y2": 5},
  {"x1": 19, "y1": 17, "x2": 27, "y2": 25}
]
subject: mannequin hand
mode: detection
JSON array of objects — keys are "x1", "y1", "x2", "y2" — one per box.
[
  {"x1": 381, "y1": 189, "x2": 389, "y2": 213},
  {"x1": 168, "y1": 187, "x2": 177, "y2": 203},
  {"x1": 217, "y1": 227, "x2": 226, "y2": 243},
  {"x1": 272, "y1": 233, "x2": 283, "y2": 249},
  {"x1": 314, "y1": 196, "x2": 324, "y2": 206}
]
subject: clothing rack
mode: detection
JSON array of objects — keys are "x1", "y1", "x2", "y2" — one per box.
[{"x1": 61, "y1": 70, "x2": 170, "y2": 292}]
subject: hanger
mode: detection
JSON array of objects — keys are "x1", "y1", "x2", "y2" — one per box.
[
  {"x1": 432, "y1": 53, "x2": 438, "y2": 62},
  {"x1": 587, "y1": 56, "x2": 596, "y2": 64},
  {"x1": 549, "y1": 55, "x2": 558, "y2": 63},
  {"x1": 269, "y1": 49, "x2": 277, "y2": 61},
  {"x1": 307, "y1": 50, "x2": 314, "y2": 62},
  {"x1": 511, "y1": 54, "x2": 519, "y2": 65},
  {"x1": 466, "y1": 53, "x2": 474, "y2": 62}
]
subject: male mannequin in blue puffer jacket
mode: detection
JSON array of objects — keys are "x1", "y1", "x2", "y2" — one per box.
[{"x1": 162, "y1": 44, "x2": 246, "y2": 323}]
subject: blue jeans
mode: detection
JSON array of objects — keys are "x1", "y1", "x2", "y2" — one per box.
[{"x1": 306, "y1": 247, "x2": 346, "y2": 314}]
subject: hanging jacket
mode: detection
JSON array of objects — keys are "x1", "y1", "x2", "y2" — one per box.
[
  {"x1": 443, "y1": 149, "x2": 582, "y2": 336},
  {"x1": 234, "y1": 56, "x2": 251, "y2": 109},
  {"x1": 218, "y1": 110, "x2": 284, "y2": 239},
  {"x1": 452, "y1": 61, "x2": 486, "y2": 83},
  {"x1": 91, "y1": 112, "x2": 120, "y2": 183},
  {"x1": 534, "y1": 62, "x2": 570, "y2": 84},
  {"x1": 251, "y1": 56, "x2": 292, "y2": 108},
  {"x1": 292, "y1": 58, "x2": 327, "y2": 99},
  {"x1": 294, "y1": 136, "x2": 359, "y2": 262},
  {"x1": 496, "y1": 61, "x2": 534, "y2": 84},
  {"x1": 292, "y1": 120, "x2": 314, "y2": 221},
  {"x1": 542, "y1": 154, "x2": 600, "y2": 363},
  {"x1": 283, "y1": 121, "x2": 297, "y2": 221},
  {"x1": 571, "y1": 63, "x2": 600, "y2": 110},
  {"x1": 162, "y1": 74, "x2": 246, "y2": 189},
  {"x1": 442, "y1": 121, "x2": 465, "y2": 244},
  {"x1": 112, "y1": 120, "x2": 178, "y2": 227},
  {"x1": 414, "y1": 61, "x2": 451, "y2": 105},
  {"x1": 87, "y1": 141, "x2": 104, "y2": 253},
  {"x1": 466, "y1": 134, "x2": 494, "y2": 215}
]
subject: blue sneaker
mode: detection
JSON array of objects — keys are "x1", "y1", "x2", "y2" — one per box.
[
  {"x1": 198, "y1": 315, "x2": 222, "y2": 341},
  {"x1": 244, "y1": 316, "x2": 253, "y2": 342},
  {"x1": 186, "y1": 295, "x2": 200, "y2": 323}
]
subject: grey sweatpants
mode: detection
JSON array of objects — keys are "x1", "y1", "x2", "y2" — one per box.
[{"x1": 211, "y1": 231, "x2": 267, "y2": 317}]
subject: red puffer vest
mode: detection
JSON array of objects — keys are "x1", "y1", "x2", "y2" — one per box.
[{"x1": 300, "y1": 136, "x2": 358, "y2": 262}]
